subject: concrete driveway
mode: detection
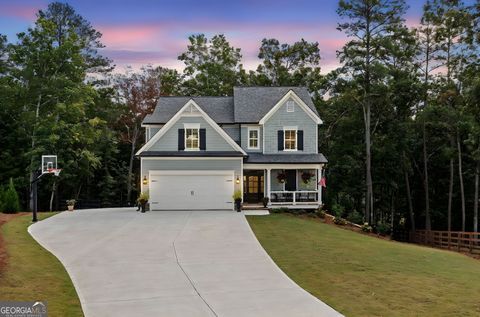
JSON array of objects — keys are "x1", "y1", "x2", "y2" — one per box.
[{"x1": 29, "y1": 208, "x2": 342, "y2": 317}]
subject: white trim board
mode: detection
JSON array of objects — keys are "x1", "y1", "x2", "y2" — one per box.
[
  {"x1": 258, "y1": 90, "x2": 322, "y2": 125},
  {"x1": 136, "y1": 99, "x2": 247, "y2": 155}
]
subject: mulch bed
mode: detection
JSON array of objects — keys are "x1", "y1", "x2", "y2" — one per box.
[{"x1": 0, "y1": 212, "x2": 29, "y2": 275}]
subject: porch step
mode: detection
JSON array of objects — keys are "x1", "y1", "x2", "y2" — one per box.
[{"x1": 242, "y1": 204, "x2": 268, "y2": 210}]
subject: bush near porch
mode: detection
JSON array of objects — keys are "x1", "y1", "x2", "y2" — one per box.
[{"x1": 247, "y1": 214, "x2": 480, "y2": 317}]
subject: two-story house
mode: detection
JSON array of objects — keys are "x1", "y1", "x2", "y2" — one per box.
[{"x1": 136, "y1": 87, "x2": 327, "y2": 210}]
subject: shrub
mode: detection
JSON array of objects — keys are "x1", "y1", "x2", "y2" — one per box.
[
  {"x1": 137, "y1": 192, "x2": 149, "y2": 204},
  {"x1": 376, "y1": 222, "x2": 391, "y2": 236},
  {"x1": 262, "y1": 197, "x2": 269, "y2": 207},
  {"x1": 66, "y1": 199, "x2": 76, "y2": 206},
  {"x1": 346, "y1": 211, "x2": 363, "y2": 225},
  {"x1": 361, "y1": 223, "x2": 373, "y2": 233},
  {"x1": 232, "y1": 190, "x2": 242, "y2": 201},
  {"x1": 333, "y1": 217, "x2": 347, "y2": 225},
  {"x1": 2, "y1": 178, "x2": 20, "y2": 214},
  {"x1": 270, "y1": 207, "x2": 289, "y2": 214},
  {"x1": 316, "y1": 209, "x2": 326, "y2": 219},
  {"x1": 331, "y1": 203, "x2": 345, "y2": 218}
]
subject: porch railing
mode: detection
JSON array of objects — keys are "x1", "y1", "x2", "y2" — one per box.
[{"x1": 270, "y1": 191, "x2": 318, "y2": 205}]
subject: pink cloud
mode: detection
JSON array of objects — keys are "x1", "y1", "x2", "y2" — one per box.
[
  {"x1": 0, "y1": 3, "x2": 40, "y2": 20},
  {"x1": 98, "y1": 24, "x2": 162, "y2": 49},
  {"x1": 97, "y1": 19, "x2": 347, "y2": 73}
]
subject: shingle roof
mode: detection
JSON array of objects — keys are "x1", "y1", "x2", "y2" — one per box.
[
  {"x1": 233, "y1": 86, "x2": 318, "y2": 123},
  {"x1": 245, "y1": 153, "x2": 328, "y2": 164},
  {"x1": 143, "y1": 97, "x2": 234, "y2": 124},
  {"x1": 142, "y1": 86, "x2": 318, "y2": 125},
  {"x1": 138, "y1": 151, "x2": 244, "y2": 157}
]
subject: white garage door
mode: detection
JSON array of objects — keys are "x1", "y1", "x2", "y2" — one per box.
[{"x1": 149, "y1": 171, "x2": 235, "y2": 210}]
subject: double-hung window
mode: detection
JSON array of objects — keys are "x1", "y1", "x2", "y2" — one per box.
[
  {"x1": 284, "y1": 128, "x2": 297, "y2": 150},
  {"x1": 184, "y1": 124, "x2": 200, "y2": 150},
  {"x1": 248, "y1": 127, "x2": 260, "y2": 149}
]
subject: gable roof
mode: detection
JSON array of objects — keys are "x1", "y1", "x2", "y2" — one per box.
[
  {"x1": 143, "y1": 97, "x2": 234, "y2": 124},
  {"x1": 136, "y1": 99, "x2": 247, "y2": 156},
  {"x1": 142, "y1": 86, "x2": 319, "y2": 125},
  {"x1": 233, "y1": 86, "x2": 319, "y2": 123}
]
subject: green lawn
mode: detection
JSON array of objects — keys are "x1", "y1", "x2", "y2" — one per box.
[
  {"x1": 0, "y1": 213, "x2": 83, "y2": 316},
  {"x1": 247, "y1": 214, "x2": 480, "y2": 317}
]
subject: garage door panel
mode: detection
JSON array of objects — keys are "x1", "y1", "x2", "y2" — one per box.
[{"x1": 149, "y1": 171, "x2": 234, "y2": 210}]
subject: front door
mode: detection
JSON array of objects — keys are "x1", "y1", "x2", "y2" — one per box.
[{"x1": 243, "y1": 171, "x2": 264, "y2": 203}]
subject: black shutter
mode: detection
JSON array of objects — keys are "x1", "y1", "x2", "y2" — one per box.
[
  {"x1": 199, "y1": 128, "x2": 206, "y2": 150},
  {"x1": 277, "y1": 130, "x2": 284, "y2": 151},
  {"x1": 298, "y1": 130, "x2": 304, "y2": 151},
  {"x1": 178, "y1": 129, "x2": 185, "y2": 151}
]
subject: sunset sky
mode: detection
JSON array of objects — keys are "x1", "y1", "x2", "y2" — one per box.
[{"x1": 0, "y1": 0, "x2": 427, "y2": 73}]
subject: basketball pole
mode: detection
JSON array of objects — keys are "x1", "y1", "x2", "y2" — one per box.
[{"x1": 31, "y1": 169, "x2": 46, "y2": 223}]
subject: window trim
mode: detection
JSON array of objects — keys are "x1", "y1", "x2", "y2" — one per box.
[
  {"x1": 184, "y1": 123, "x2": 200, "y2": 151},
  {"x1": 283, "y1": 126, "x2": 298, "y2": 151},
  {"x1": 247, "y1": 127, "x2": 260, "y2": 150}
]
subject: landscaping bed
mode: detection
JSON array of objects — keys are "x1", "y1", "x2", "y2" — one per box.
[{"x1": 247, "y1": 213, "x2": 480, "y2": 317}]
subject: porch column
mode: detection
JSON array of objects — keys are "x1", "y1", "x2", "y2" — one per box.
[
  {"x1": 266, "y1": 168, "x2": 271, "y2": 200},
  {"x1": 317, "y1": 167, "x2": 323, "y2": 205}
]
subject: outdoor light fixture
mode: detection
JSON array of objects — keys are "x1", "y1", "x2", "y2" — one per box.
[
  {"x1": 236, "y1": 176, "x2": 240, "y2": 184},
  {"x1": 143, "y1": 176, "x2": 148, "y2": 185}
]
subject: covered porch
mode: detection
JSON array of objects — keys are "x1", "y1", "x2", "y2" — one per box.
[{"x1": 243, "y1": 163, "x2": 324, "y2": 209}]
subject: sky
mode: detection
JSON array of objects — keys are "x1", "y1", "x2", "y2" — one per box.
[{"x1": 0, "y1": 0, "x2": 427, "y2": 73}]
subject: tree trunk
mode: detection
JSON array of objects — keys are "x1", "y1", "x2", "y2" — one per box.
[
  {"x1": 422, "y1": 122, "x2": 431, "y2": 230},
  {"x1": 365, "y1": 102, "x2": 373, "y2": 225},
  {"x1": 29, "y1": 95, "x2": 42, "y2": 211},
  {"x1": 474, "y1": 159, "x2": 479, "y2": 233},
  {"x1": 457, "y1": 132, "x2": 466, "y2": 231},
  {"x1": 448, "y1": 136, "x2": 454, "y2": 232},
  {"x1": 49, "y1": 179, "x2": 56, "y2": 212},
  {"x1": 404, "y1": 166, "x2": 415, "y2": 232},
  {"x1": 126, "y1": 126, "x2": 139, "y2": 205}
]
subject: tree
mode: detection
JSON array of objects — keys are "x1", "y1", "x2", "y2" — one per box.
[
  {"x1": 178, "y1": 34, "x2": 246, "y2": 96},
  {"x1": 2, "y1": 178, "x2": 20, "y2": 214},
  {"x1": 8, "y1": 5, "x2": 110, "y2": 211},
  {"x1": 37, "y1": 2, "x2": 112, "y2": 74},
  {"x1": 252, "y1": 38, "x2": 323, "y2": 94},
  {"x1": 114, "y1": 66, "x2": 169, "y2": 204},
  {"x1": 337, "y1": 0, "x2": 408, "y2": 225},
  {"x1": 427, "y1": 0, "x2": 473, "y2": 231}
]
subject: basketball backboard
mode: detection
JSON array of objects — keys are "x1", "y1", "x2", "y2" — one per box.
[{"x1": 41, "y1": 155, "x2": 57, "y2": 174}]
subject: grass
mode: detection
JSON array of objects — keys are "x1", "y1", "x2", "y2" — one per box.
[
  {"x1": 247, "y1": 214, "x2": 480, "y2": 317},
  {"x1": 0, "y1": 212, "x2": 83, "y2": 316}
]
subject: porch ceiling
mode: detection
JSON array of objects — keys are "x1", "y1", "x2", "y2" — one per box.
[{"x1": 244, "y1": 153, "x2": 327, "y2": 164}]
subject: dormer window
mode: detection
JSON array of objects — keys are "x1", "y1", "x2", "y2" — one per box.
[
  {"x1": 248, "y1": 127, "x2": 260, "y2": 149},
  {"x1": 286, "y1": 101, "x2": 295, "y2": 112}
]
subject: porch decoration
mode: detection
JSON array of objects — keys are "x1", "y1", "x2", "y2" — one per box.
[
  {"x1": 276, "y1": 171, "x2": 286, "y2": 183},
  {"x1": 301, "y1": 171, "x2": 314, "y2": 184},
  {"x1": 137, "y1": 192, "x2": 149, "y2": 213},
  {"x1": 232, "y1": 190, "x2": 242, "y2": 212},
  {"x1": 66, "y1": 199, "x2": 76, "y2": 211}
]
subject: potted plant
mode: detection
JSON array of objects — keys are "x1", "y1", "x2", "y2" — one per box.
[
  {"x1": 232, "y1": 190, "x2": 242, "y2": 212},
  {"x1": 137, "y1": 192, "x2": 149, "y2": 213},
  {"x1": 301, "y1": 171, "x2": 314, "y2": 184},
  {"x1": 262, "y1": 197, "x2": 269, "y2": 208},
  {"x1": 276, "y1": 171, "x2": 286, "y2": 183},
  {"x1": 66, "y1": 199, "x2": 76, "y2": 211}
]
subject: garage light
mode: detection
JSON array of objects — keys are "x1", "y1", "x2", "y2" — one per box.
[
  {"x1": 236, "y1": 176, "x2": 240, "y2": 184},
  {"x1": 143, "y1": 176, "x2": 148, "y2": 185}
]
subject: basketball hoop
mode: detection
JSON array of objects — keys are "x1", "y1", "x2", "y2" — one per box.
[{"x1": 47, "y1": 168, "x2": 62, "y2": 177}]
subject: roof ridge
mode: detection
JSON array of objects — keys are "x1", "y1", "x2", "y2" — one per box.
[{"x1": 159, "y1": 96, "x2": 233, "y2": 98}]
